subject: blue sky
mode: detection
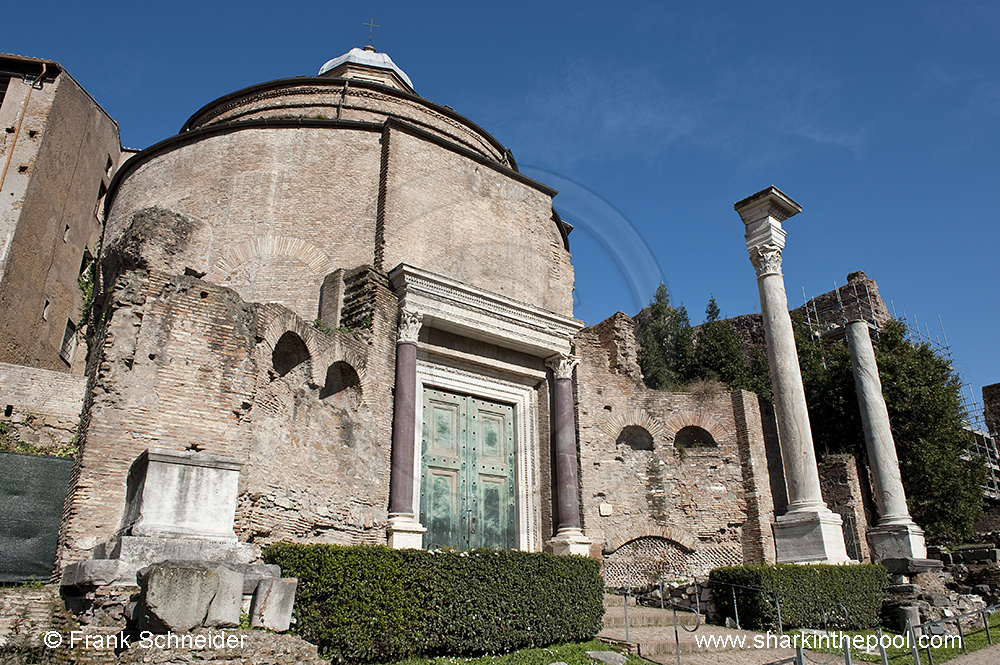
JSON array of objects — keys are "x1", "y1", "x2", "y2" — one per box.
[{"x1": 8, "y1": 1, "x2": 998, "y2": 410}]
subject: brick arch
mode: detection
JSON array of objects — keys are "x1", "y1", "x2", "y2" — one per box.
[
  {"x1": 601, "y1": 408, "x2": 667, "y2": 440},
  {"x1": 258, "y1": 310, "x2": 326, "y2": 385},
  {"x1": 206, "y1": 235, "x2": 335, "y2": 283},
  {"x1": 603, "y1": 525, "x2": 699, "y2": 554},
  {"x1": 661, "y1": 410, "x2": 727, "y2": 443},
  {"x1": 314, "y1": 343, "x2": 369, "y2": 397}
]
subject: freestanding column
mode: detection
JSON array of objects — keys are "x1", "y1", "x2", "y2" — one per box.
[
  {"x1": 846, "y1": 319, "x2": 926, "y2": 561},
  {"x1": 735, "y1": 186, "x2": 849, "y2": 564},
  {"x1": 545, "y1": 353, "x2": 591, "y2": 556},
  {"x1": 387, "y1": 309, "x2": 426, "y2": 549}
]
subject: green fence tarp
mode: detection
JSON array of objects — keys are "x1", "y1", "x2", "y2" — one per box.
[{"x1": 0, "y1": 452, "x2": 73, "y2": 583}]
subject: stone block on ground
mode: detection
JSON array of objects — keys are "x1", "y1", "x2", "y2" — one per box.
[
  {"x1": 205, "y1": 566, "x2": 244, "y2": 628},
  {"x1": 217, "y1": 562, "x2": 280, "y2": 594},
  {"x1": 250, "y1": 577, "x2": 297, "y2": 632},
  {"x1": 586, "y1": 651, "x2": 627, "y2": 665},
  {"x1": 138, "y1": 562, "x2": 219, "y2": 633}
]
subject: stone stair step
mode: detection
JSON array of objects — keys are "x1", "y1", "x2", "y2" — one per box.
[
  {"x1": 602, "y1": 608, "x2": 699, "y2": 627},
  {"x1": 598, "y1": 625, "x2": 763, "y2": 654}
]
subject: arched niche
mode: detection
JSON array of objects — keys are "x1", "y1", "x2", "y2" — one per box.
[
  {"x1": 272, "y1": 331, "x2": 310, "y2": 377},
  {"x1": 320, "y1": 360, "x2": 362, "y2": 405},
  {"x1": 616, "y1": 425, "x2": 654, "y2": 451},
  {"x1": 674, "y1": 425, "x2": 717, "y2": 452}
]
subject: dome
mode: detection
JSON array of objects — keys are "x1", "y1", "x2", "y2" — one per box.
[{"x1": 318, "y1": 46, "x2": 414, "y2": 93}]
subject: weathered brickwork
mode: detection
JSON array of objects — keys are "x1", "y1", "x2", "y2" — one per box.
[
  {"x1": 817, "y1": 454, "x2": 874, "y2": 562},
  {"x1": 575, "y1": 312, "x2": 780, "y2": 579},
  {"x1": 0, "y1": 363, "x2": 85, "y2": 448},
  {"x1": 794, "y1": 271, "x2": 891, "y2": 333},
  {"x1": 0, "y1": 57, "x2": 120, "y2": 375},
  {"x1": 58, "y1": 255, "x2": 398, "y2": 566},
  {"x1": 721, "y1": 272, "x2": 892, "y2": 357},
  {"x1": 103, "y1": 128, "x2": 381, "y2": 321},
  {"x1": 381, "y1": 127, "x2": 572, "y2": 315},
  {"x1": 184, "y1": 79, "x2": 507, "y2": 165}
]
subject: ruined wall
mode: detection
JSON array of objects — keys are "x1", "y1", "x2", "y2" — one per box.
[
  {"x1": 0, "y1": 63, "x2": 120, "y2": 373},
  {"x1": 574, "y1": 312, "x2": 778, "y2": 584},
  {"x1": 382, "y1": 127, "x2": 572, "y2": 316},
  {"x1": 103, "y1": 127, "x2": 382, "y2": 320},
  {"x1": 58, "y1": 240, "x2": 398, "y2": 567},
  {"x1": 817, "y1": 454, "x2": 873, "y2": 562},
  {"x1": 0, "y1": 363, "x2": 85, "y2": 449},
  {"x1": 792, "y1": 271, "x2": 892, "y2": 333}
]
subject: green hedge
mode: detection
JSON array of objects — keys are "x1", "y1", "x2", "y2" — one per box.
[
  {"x1": 709, "y1": 564, "x2": 888, "y2": 630},
  {"x1": 263, "y1": 544, "x2": 604, "y2": 663}
]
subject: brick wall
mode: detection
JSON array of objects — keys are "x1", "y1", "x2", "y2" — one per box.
[
  {"x1": 0, "y1": 363, "x2": 85, "y2": 447},
  {"x1": 103, "y1": 128, "x2": 381, "y2": 322},
  {"x1": 818, "y1": 454, "x2": 873, "y2": 562},
  {"x1": 57, "y1": 262, "x2": 398, "y2": 567},
  {"x1": 184, "y1": 79, "x2": 507, "y2": 165},
  {"x1": 574, "y1": 313, "x2": 779, "y2": 582},
  {"x1": 381, "y1": 127, "x2": 573, "y2": 316}
]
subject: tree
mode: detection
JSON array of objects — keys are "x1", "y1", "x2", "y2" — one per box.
[
  {"x1": 705, "y1": 296, "x2": 721, "y2": 323},
  {"x1": 871, "y1": 321, "x2": 985, "y2": 542},
  {"x1": 636, "y1": 284, "x2": 692, "y2": 390},
  {"x1": 690, "y1": 297, "x2": 754, "y2": 393}
]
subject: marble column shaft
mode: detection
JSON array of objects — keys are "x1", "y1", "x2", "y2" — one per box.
[
  {"x1": 757, "y1": 268, "x2": 827, "y2": 511},
  {"x1": 846, "y1": 321, "x2": 912, "y2": 524}
]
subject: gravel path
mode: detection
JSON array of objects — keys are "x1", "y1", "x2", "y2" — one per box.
[{"x1": 943, "y1": 641, "x2": 1000, "y2": 664}]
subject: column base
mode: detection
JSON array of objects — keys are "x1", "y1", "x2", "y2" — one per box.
[
  {"x1": 547, "y1": 528, "x2": 592, "y2": 556},
  {"x1": 868, "y1": 522, "x2": 926, "y2": 562},
  {"x1": 386, "y1": 514, "x2": 426, "y2": 550},
  {"x1": 772, "y1": 509, "x2": 852, "y2": 564}
]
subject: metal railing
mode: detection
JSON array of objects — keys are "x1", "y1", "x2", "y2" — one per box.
[
  {"x1": 708, "y1": 578, "x2": 851, "y2": 636},
  {"x1": 904, "y1": 603, "x2": 999, "y2": 665},
  {"x1": 604, "y1": 573, "x2": 703, "y2": 665}
]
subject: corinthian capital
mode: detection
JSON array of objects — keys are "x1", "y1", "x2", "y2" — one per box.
[
  {"x1": 397, "y1": 309, "x2": 422, "y2": 344},
  {"x1": 546, "y1": 353, "x2": 579, "y2": 380},
  {"x1": 749, "y1": 243, "x2": 783, "y2": 278}
]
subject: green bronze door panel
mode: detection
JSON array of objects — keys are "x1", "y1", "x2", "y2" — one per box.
[
  {"x1": 420, "y1": 391, "x2": 466, "y2": 549},
  {"x1": 468, "y1": 400, "x2": 516, "y2": 550},
  {"x1": 420, "y1": 389, "x2": 516, "y2": 550}
]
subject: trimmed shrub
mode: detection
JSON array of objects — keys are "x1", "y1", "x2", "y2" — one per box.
[
  {"x1": 709, "y1": 563, "x2": 887, "y2": 630},
  {"x1": 263, "y1": 543, "x2": 603, "y2": 663}
]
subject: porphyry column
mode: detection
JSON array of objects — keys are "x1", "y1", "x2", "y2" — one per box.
[
  {"x1": 735, "y1": 186, "x2": 849, "y2": 564},
  {"x1": 387, "y1": 309, "x2": 426, "y2": 549},
  {"x1": 545, "y1": 353, "x2": 591, "y2": 556},
  {"x1": 846, "y1": 319, "x2": 926, "y2": 561}
]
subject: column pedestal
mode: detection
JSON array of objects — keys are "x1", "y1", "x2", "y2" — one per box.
[
  {"x1": 773, "y1": 510, "x2": 850, "y2": 564},
  {"x1": 547, "y1": 528, "x2": 592, "y2": 556},
  {"x1": 387, "y1": 514, "x2": 426, "y2": 550},
  {"x1": 867, "y1": 523, "x2": 926, "y2": 561}
]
